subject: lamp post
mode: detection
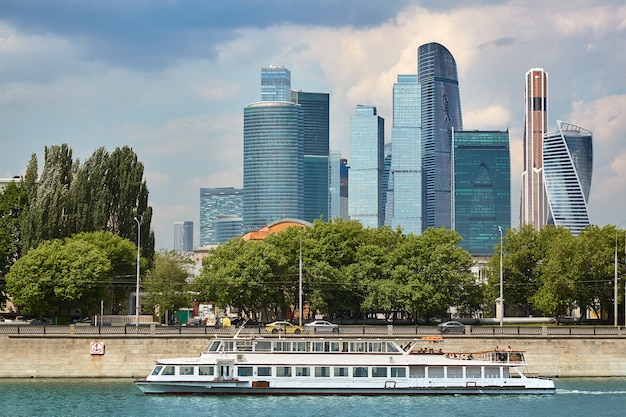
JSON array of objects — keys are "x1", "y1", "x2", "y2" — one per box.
[
  {"x1": 134, "y1": 216, "x2": 141, "y2": 327},
  {"x1": 498, "y1": 226, "x2": 504, "y2": 327}
]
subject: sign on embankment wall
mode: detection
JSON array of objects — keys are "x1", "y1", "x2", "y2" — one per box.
[{"x1": 0, "y1": 335, "x2": 622, "y2": 378}]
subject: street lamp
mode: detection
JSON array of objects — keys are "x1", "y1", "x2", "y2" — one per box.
[
  {"x1": 134, "y1": 216, "x2": 142, "y2": 327},
  {"x1": 498, "y1": 226, "x2": 504, "y2": 327}
]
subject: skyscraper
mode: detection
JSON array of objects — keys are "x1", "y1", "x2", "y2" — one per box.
[
  {"x1": 173, "y1": 220, "x2": 193, "y2": 252},
  {"x1": 452, "y1": 130, "x2": 511, "y2": 255},
  {"x1": 390, "y1": 74, "x2": 421, "y2": 234},
  {"x1": 543, "y1": 120, "x2": 593, "y2": 236},
  {"x1": 329, "y1": 151, "x2": 343, "y2": 219},
  {"x1": 383, "y1": 142, "x2": 393, "y2": 227},
  {"x1": 348, "y1": 105, "x2": 384, "y2": 228},
  {"x1": 520, "y1": 68, "x2": 549, "y2": 229},
  {"x1": 261, "y1": 65, "x2": 291, "y2": 101},
  {"x1": 199, "y1": 187, "x2": 243, "y2": 245},
  {"x1": 291, "y1": 91, "x2": 330, "y2": 223},
  {"x1": 418, "y1": 43, "x2": 463, "y2": 231},
  {"x1": 243, "y1": 101, "x2": 304, "y2": 232}
]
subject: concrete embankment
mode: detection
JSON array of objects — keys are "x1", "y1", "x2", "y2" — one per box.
[{"x1": 0, "y1": 334, "x2": 623, "y2": 378}]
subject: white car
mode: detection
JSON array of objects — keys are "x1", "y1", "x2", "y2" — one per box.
[{"x1": 304, "y1": 320, "x2": 339, "y2": 333}]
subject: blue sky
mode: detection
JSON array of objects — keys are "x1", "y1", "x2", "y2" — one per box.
[{"x1": 1, "y1": 0, "x2": 625, "y2": 250}]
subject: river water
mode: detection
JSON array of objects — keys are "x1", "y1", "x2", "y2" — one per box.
[{"x1": 3, "y1": 377, "x2": 625, "y2": 416}]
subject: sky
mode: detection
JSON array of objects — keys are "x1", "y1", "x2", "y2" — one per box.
[{"x1": 1, "y1": 0, "x2": 625, "y2": 250}]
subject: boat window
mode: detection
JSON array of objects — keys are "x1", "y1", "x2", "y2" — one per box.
[
  {"x1": 447, "y1": 366, "x2": 463, "y2": 378},
  {"x1": 353, "y1": 367, "x2": 368, "y2": 378},
  {"x1": 503, "y1": 368, "x2": 511, "y2": 378},
  {"x1": 466, "y1": 367, "x2": 481, "y2": 378},
  {"x1": 372, "y1": 367, "x2": 387, "y2": 378},
  {"x1": 223, "y1": 341, "x2": 235, "y2": 352},
  {"x1": 162, "y1": 366, "x2": 175, "y2": 376},
  {"x1": 391, "y1": 367, "x2": 406, "y2": 378},
  {"x1": 368, "y1": 342, "x2": 382, "y2": 353},
  {"x1": 293, "y1": 342, "x2": 307, "y2": 352},
  {"x1": 295, "y1": 367, "x2": 310, "y2": 377},
  {"x1": 315, "y1": 366, "x2": 330, "y2": 377},
  {"x1": 257, "y1": 367, "x2": 272, "y2": 377},
  {"x1": 199, "y1": 366, "x2": 214, "y2": 376},
  {"x1": 386, "y1": 342, "x2": 400, "y2": 353},
  {"x1": 276, "y1": 367, "x2": 292, "y2": 377},
  {"x1": 484, "y1": 366, "x2": 500, "y2": 378},
  {"x1": 334, "y1": 367, "x2": 349, "y2": 377},
  {"x1": 427, "y1": 367, "x2": 444, "y2": 378},
  {"x1": 312, "y1": 342, "x2": 324, "y2": 352},
  {"x1": 409, "y1": 366, "x2": 425, "y2": 378},
  {"x1": 151, "y1": 366, "x2": 163, "y2": 376},
  {"x1": 236, "y1": 341, "x2": 253, "y2": 351},
  {"x1": 207, "y1": 341, "x2": 221, "y2": 352},
  {"x1": 350, "y1": 342, "x2": 366, "y2": 352},
  {"x1": 237, "y1": 366, "x2": 253, "y2": 377},
  {"x1": 274, "y1": 341, "x2": 291, "y2": 352},
  {"x1": 180, "y1": 366, "x2": 194, "y2": 376},
  {"x1": 255, "y1": 341, "x2": 272, "y2": 352},
  {"x1": 330, "y1": 342, "x2": 341, "y2": 352}
]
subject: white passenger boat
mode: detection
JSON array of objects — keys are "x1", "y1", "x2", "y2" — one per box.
[{"x1": 134, "y1": 336, "x2": 555, "y2": 395}]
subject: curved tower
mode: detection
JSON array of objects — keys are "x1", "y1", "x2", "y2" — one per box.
[
  {"x1": 418, "y1": 42, "x2": 463, "y2": 230},
  {"x1": 542, "y1": 120, "x2": 593, "y2": 236}
]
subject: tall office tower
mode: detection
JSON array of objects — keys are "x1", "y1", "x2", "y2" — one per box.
[
  {"x1": 418, "y1": 43, "x2": 463, "y2": 231},
  {"x1": 543, "y1": 120, "x2": 593, "y2": 236},
  {"x1": 339, "y1": 158, "x2": 349, "y2": 219},
  {"x1": 390, "y1": 74, "x2": 421, "y2": 234},
  {"x1": 292, "y1": 91, "x2": 330, "y2": 223},
  {"x1": 383, "y1": 143, "x2": 393, "y2": 226},
  {"x1": 452, "y1": 130, "x2": 511, "y2": 255},
  {"x1": 329, "y1": 151, "x2": 342, "y2": 219},
  {"x1": 243, "y1": 101, "x2": 304, "y2": 232},
  {"x1": 199, "y1": 187, "x2": 244, "y2": 245},
  {"x1": 214, "y1": 214, "x2": 244, "y2": 244},
  {"x1": 173, "y1": 221, "x2": 193, "y2": 252},
  {"x1": 348, "y1": 105, "x2": 384, "y2": 228},
  {"x1": 520, "y1": 68, "x2": 549, "y2": 229},
  {"x1": 261, "y1": 65, "x2": 291, "y2": 101}
]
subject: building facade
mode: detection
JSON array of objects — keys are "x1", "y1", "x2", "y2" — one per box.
[
  {"x1": 543, "y1": 120, "x2": 593, "y2": 236},
  {"x1": 291, "y1": 91, "x2": 330, "y2": 223},
  {"x1": 243, "y1": 101, "x2": 304, "y2": 232},
  {"x1": 348, "y1": 105, "x2": 384, "y2": 228},
  {"x1": 520, "y1": 68, "x2": 549, "y2": 229},
  {"x1": 418, "y1": 43, "x2": 463, "y2": 231},
  {"x1": 199, "y1": 187, "x2": 243, "y2": 246},
  {"x1": 261, "y1": 65, "x2": 291, "y2": 102},
  {"x1": 453, "y1": 130, "x2": 511, "y2": 255},
  {"x1": 173, "y1": 221, "x2": 194, "y2": 253},
  {"x1": 390, "y1": 74, "x2": 421, "y2": 234}
]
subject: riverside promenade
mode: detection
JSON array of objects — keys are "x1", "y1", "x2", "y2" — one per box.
[{"x1": 1, "y1": 324, "x2": 625, "y2": 378}]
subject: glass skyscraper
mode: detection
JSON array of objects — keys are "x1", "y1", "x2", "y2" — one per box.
[
  {"x1": 243, "y1": 101, "x2": 304, "y2": 232},
  {"x1": 452, "y1": 130, "x2": 511, "y2": 255},
  {"x1": 292, "y1": 91, "x2": 330, "y2": 223},
  {"x1": 383, "y1": 142, "x2": 393, "y2": 226},
  {"x1": 418, "y1": 43, "x2": 463, "y2": 230},
  {"x1": 543, "y1": 120, "x2": 593, "y2": 236},
  {"x1": 199, "y1": 187, "x2": 243, "y2": 245},
  {"x1": 261, "y1": 65, "x2": 291, "y2": 102},
  {"x1": 390, "y1": 74, "x2": 421, "y2": 234},
  {"x1": 348, "y1": 105, "x2": 384, "y2": 228},
  {"x1": 173, "y1": 220, "x2": 193, "y2": 252}
]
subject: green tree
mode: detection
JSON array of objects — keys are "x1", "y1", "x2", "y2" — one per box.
[
  {"x1": 0, "y1": 181, "x2": 28, "y2": 309},
  {"x1": 143, "y1": 251, "x2": 192, "y2": 323}
]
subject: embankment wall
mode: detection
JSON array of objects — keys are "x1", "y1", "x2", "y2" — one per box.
[{"x1": 0, "y1": 335, "x2": 622, "y2": 378}]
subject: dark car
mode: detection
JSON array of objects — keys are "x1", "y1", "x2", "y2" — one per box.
[{"x1": 437, "y1": 321, "x2": 466, "y2": 334}]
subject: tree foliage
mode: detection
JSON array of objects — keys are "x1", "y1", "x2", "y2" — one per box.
[{"x1": 142, "y1": 251, "x2": 193, "y2": 321}]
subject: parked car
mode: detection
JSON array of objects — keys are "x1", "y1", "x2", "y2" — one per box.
[
  {"x1": 437, "y1": 321, "x2": 466, "y2": 334},
  {"x1": 264, "y1": 321, "x2": 303, "y2": 334},
  {"x1": 304, "y1": 320, "x2": 339, "y2": 333}
]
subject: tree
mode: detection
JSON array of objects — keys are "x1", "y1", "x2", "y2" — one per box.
[
  {"x1": 142, "y1": 251, "x2": 192, "y2": 323},
  {"x1": 0, "y1": 181, "x2": 28, "y2": 309}
]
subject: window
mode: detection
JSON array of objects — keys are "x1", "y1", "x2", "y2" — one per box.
[
  {"x1": 312, "y1": 342, "x2": 324, "y2": 352},
  {"x1": 255, "y1": 341, "x2": 272, "y2": 352},
  {"x1": 151, "y1": 366, "x2": 163, "y2": 376},
  {"x1": 207, "y1": 341, "x2": 221, "y2": 352},
  {"x1": 372, "y1": 367, "x2": 387, "y2": 378},
  {"x1": 447, "y1": 366, "x2": 463, "y2": 378},
  {"x1": 466, "y1": 367, "x2": 481, "y2": 378},
  {"x1": 276, "y1": 367, "x2": 292, "y2": 377},
  {"x1": 274, "y1": 341, "x2": 291, "y2": 352},
  {"x1": 257, "y1": 367, "x2": 272, "y2": 377},
  {"x1": 294, "y1": 342, "x2": 307, "y2": 352},
  {"x1": 386, "y1": 343, "x2": 400, "y2": 353},
  {"x1": 199, "y1": 366, "x2": 214, "y2": 376},
  {"x1": 180, "y1": 366, "x2": 194, "y2": 376},
  {"x1": 315, "y1": 367, "x2": 330, "y2": 377},
  {"x1": 350, "y1": 342, "x2": 366, "y2": 352},
  {"x1": 330, "y1": 342, "x2": 341, "y2": 352},
  {"x1": 427, "y1": 367, "x2": 444, "y2": 378},
  {"x1": 162, "y1": 366, "x2": 175, "y2": 376},
  {"x1": 238, "y1": 367, "x2": 253, "y2": 377},
  {"x1": 391, "y1": 367, "x2": 406, "y2": 378},
  {"x1": 485, "y1": 367, "x2": 500, "y2": 378},
  {"x1": 295, "y1": 367, "x2": 310, "y2": 377},
  {"x1": 353, "y1": 367, "x2": 368, "y2": 378},
  {"x1": 334, "y1": 367, "x2": 349, "y2": 377},
  {"x1": 368, "y1": 342, "x2": 382, "y2": 353}
]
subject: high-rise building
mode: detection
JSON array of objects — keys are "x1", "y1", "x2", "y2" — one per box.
[
  {"x1": 173, "y1": 221, "x2": 193, "y2": 252},
  {"x1": 261, "y1": 65, "x2": 291, "y2": 101},
  {"x1": 340, "y1": 158, "x2": 349, "y2": 219},
  {"x1": 390, "y1": 74, "x2": 421, "y2": 234},
  {"x1": 291, "y1": 91, "x2": 330, "y2": 223},
  {"x1": 329, "y1": 151, "x2": 343, "y2": 219},
  {"x1": 199, "y1": 187, "x2": 243, "y2": 245},
  {"x1": 243, "y1": 101, "x2": 304, "y2": 232},
  {"x1": 418, "y1": 43, "x2": 463, "y2": 230},
  {"x1": 383, "y1": 143, "x2": 393, "y2": 226},
  {"x1": 543, "y1": 120, "x2": 593, "y2": 236},
  {"x1": 348, "y1": 105, "x2": 384, "y2": 228},
  {"x1": 520, "y1": 68, "x2": 549, "y2": 229},
  {"x1": 214, "y1": 214, "x2": 244, "y2": 244},
  {"x1": 452, "y1": 130, "x2": 511, "y2": 255}
]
